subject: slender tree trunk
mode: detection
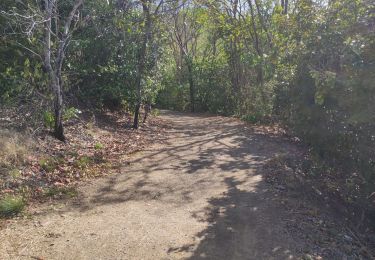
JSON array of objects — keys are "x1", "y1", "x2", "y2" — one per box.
[
  {"x1": 54, "y1": 62, "x2": 65, "y2": 141},
  {"x1": 248, "y1": 0, "x2": 267, "y2": 107},
  {"x1": 53, "y1": 81, "x2": 65, "y2": 141},
  {"x1": 284, "y1": 0, "x2": 288, "y2": 14},
  {"x1": 253, "y1": 0, "x2": 273, "y2": 47},
  {"x1": 186, "y1": 57, "x2": 195, "y2": 112},
  {"x1": 133, "y1": 2, "x2": 151, "y2": 129},
  {"x1": 143, "y1": 102, "x2": 151, "y2": 123},
  {"x1": 42, "y1": 0, "x2": 83, "y2": 141},
  {"x1": 281, "y1": 0, "x2": 288, "y2": 14},
  {"x1": 133, "y1": 103, "x2": 141, "y2": 129},
  {"x1": 43, "y1": 0, "x2": 65, "y2": 141},
  {"x1": 257, "y1": 63, "x2": 267, "y2": 107},
  {"x1": 229, "y1": 39, "x2": 240, "y2": 95},
  {"x1": 133, "y1": 36, "x2": 146, "y2": 129}
]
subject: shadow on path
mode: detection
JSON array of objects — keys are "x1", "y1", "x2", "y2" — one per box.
[
  {"x1": 167, "y1": 176, "x2": 299, "y2": 259},
  {"x1": 67, "y1": 111, "x2": 301, "y2": 259}
]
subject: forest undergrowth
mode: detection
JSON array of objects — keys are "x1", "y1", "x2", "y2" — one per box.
[{"x1": 0, "y1": 106, "x2": 167, "y2": 219}]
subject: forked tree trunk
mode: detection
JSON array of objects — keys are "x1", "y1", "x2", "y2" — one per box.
[
  {"x1": 43, "y1": 0, "x2": 65, "y2": 141},
  {"x1": 42, "y1": 0, "x2": 83, "y2": 141}
]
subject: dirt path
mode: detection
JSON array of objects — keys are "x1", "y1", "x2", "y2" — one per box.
[{"x1": 0, "y1": 111, "x2": 336, "y2": 259}]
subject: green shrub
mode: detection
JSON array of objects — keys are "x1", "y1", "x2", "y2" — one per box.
[
  {"x1": 74, "y1": 155, "x2": 92, "y2": 169},
  {"x1": 0, "y1": 196, "x2": 25, "y2": 218},
  {"x1": 151, "y1": 108, "x2": 160, "y2": 116},
  {"x1": 94, "y1": 143, "x2": 104, "y2": 150},
  {"x1": 43, "y1": 107, "x2": 80, "y2": 130},
  {"x1": 43, "y1": 111, "x2": 55, "y2": 130},
  {"x1": 241, "y1": 114, "x2": 261, "y2": 124},
  {"x1": 39, "y1": 157, "x2": 56, "y2": 172},
  {"x1": 63, "y1": 107, "x2": 80, "y2": 121}
]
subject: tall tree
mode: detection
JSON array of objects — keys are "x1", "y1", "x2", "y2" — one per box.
[
  {"x1": 43, "y1": 0, "x2": 84, "y2": 141},
  {"x1": 169, "y1": 1, "x2": 201, "y2": 112},
  {"x1": 133, "y1": 0, "x2": 166, "y2": 129},
  {"x1": 1, "y1": 0, "x2": 84, "y2": 141}
]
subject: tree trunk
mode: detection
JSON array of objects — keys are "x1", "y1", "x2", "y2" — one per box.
[
  {"x1": 229, "y1": 40, "x2": 240, "y2": 95},
  {"x1": 133, "y1": 61, "x2": 143, "y2": 129},
  {"x1": 54, "y1": 82, "x2": 65, "y2": 142},
  {"x1": 42, "y1": 0, "x2": 82, "y2": 141},
  {"x1": 257, "y1": 63, "x2": 267, "y2": 108},
  {"x1": 133, "y1": 103, "x2": 141, "y2": 129},
  {"x1": 43, "y1": 0, "x2": 66, "y2": 141},
  {"x1": 281, "y1": 0, "x2": 288, "y2": 14},
  {"x1": 133, "y1": 2, "x2": 151, "y2": 129},
  {"x1": 248, "y1": 0, "x2": 267, "y2": 108},
  {"x1": 284, "y1": 0, "x2": 288, "y2": 14},
  {"x1": 133, "y1": 46, "x2": 145, "y2": 129},
  {"x1": 186, "y1": 57, "x2": 195, "y2": 112},
  {"x1": 143, "y1": 103, "x2": 151, "y2": 123}
]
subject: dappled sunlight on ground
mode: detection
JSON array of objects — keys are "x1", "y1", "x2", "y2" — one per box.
[{"x1": 1, "y1": 111, "x2": 367, "y2": 259}]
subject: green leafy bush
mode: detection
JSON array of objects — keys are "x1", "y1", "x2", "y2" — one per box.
[
  {"x1": 43, "y1": 111, "x2": 55, "y2": 130},
  {"x1": 63, "y1": 107, "x2": 80, "y2": 121},
  {"x1": 43, "y1": 107, "x2": 80, "y2": 130}
]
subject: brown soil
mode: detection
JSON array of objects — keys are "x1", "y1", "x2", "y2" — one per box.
[{"x1": 0, "y1": 111, "x2": 373, "y2": 259}]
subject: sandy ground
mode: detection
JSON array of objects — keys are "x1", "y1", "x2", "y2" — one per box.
[{"x1": 1, "y1": 111, "x2": 307, "y2": 260}]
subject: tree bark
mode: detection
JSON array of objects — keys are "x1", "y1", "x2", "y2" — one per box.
[
  {"x1": 229, "y1": 39, "x2": 241, "y2": 95},
  {"x1": 43, "y1": 0, "x2": 65, "y2": 141},
  {"x1": 54, "y1": 85, "x2": 65, "y2": 141},
  {"x1": 133, "y1": 103, "x2": 141, "y2": 129},
  {"x1": 133, "y1": 1, "x2": 152, "y2": 129},
  {"x1": 42, "y1": 0, "x2": 83, "y2": 141},
  {"x1": 281, "y1": 0, "x2": 288, "y2": 14},
  {"x1": 186, "y1": 57, "x2": 195, "y2": 112},
  {"x1": 247, "y1": 0, "x2": 267, "y2": 108},
  {"x1": 284, "y1": 0, "x2": 288, "y2": 14},
  {"x1": 143, "y1": 102, "x2": 151, "y2": 123}
]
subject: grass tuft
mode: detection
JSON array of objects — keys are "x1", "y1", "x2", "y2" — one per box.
[
  {"x1": 74, "y1": 155, "x2": 92, "y2": 169},
  {"x1": 0, "y1": 130, "x2": 31, "y2": 172},
  {"x1": 94, "y1": 143, "x2": 104, "y2": 150},
  {"x1": 0, "y1": 195, "x2": 25, "y2": 218},
  {"x1": 43, "y1": 187, "x2": 78, "y2": 199}
]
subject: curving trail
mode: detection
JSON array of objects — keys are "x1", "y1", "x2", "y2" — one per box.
[{"x1": 1, "y1": 111, "x2": 305, "y2": 260}]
